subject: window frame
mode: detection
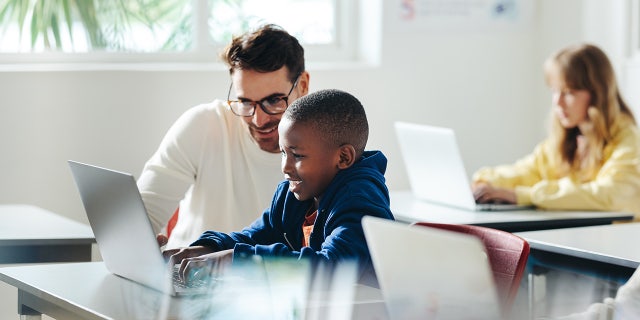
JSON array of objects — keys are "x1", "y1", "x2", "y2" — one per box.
[
  {"x1": 631, "y1": 0, "x2": 640, "y2": 60},
  {"x1": 0, "y1": 0, "x2": 358, "y2": 67},
  {"x1": 622, "y1": 0, "x2": 640, "y2": 116}
]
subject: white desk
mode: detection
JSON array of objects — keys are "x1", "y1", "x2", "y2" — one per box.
[
  {"x1": 391, "y1": 190, "x2": 634, "y2": 232},
  {"x1": 517, "y1": 222, "x2": 640, "y2": 273},
  {"x1": 516, "y1": 223, "x2": 640, "y2": 318},
  {"x1": 0, "y1": 205, "x2": 95, "y2": 263},
  {"x1": 0, "y1": 262, "x2": 387, "y2": 320}
]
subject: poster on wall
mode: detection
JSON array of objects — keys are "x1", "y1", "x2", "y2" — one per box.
[{"x1": 390, "y1": 0, "x2": 534, "y2": 32}]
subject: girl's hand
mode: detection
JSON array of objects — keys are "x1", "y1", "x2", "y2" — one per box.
[{"x1": 472, "y1": 182, "x2": 517, "y2": 204}]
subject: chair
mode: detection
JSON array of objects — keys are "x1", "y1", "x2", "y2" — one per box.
[{"x1": 411, "y1": 222, "x2": 530, "y2": 313}]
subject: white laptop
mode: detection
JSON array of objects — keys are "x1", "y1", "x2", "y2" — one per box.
[
  {"x1": 68, "y1": 160, "x2": 211, "y2": 296},
  {"x1": 394, "y1": 121, "x2": 534, "y2": 211},
  {"x1": 362, "y1": 216, "x2": 503, "y2": 319}
]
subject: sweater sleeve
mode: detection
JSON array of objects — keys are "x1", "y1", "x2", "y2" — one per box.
[
  {"x1": 190, "y1": 209, "x2": 278, "y2": 251},
  {"x1": 233, "y1": 193, "x2": 390, "y2": 267},
  {"x1": 233, "y1": 191, "x2": 393, "y2": 281},
  {"x1": 524, "y1": 130, "x2": 640, "y2": 211},
  {"x1": 232, "y1": 205, "x2": 368, "y2": 262},
  {"x1": 552, "y1": 267, "x2": 640, "y2": 320},
  {"x1": 189, "y1": 182, "x2": 291, "y2": 252},
  {"x1": 474, "y1": 128, "x2": 640, "y2": 212},
  {"x1": 137, "y1": 103, "x2": 220, "y2": 234},
  {"x1": 550, "y1": 300, "x2": 614, "y2": 320},
  {"x1": 472, "y1": 141, "x2": 547, "y2": 191},
  {"x1": 612, "y1": 267, "x2": 640, "y2": 318}
]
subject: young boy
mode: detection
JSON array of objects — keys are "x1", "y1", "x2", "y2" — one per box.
[{"x1": 165, "y1": 89, "x2": 394, "y2": 286}]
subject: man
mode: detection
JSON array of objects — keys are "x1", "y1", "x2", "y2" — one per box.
[{"x1": 137, "y1": 24, "x2": 310, "y2": 249}]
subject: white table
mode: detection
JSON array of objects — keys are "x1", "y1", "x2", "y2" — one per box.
[
  {"x1": 0, "y1": 205, "x2": 95, "y2": 263},
  {"x1": 0, "y1": 262, "x2": 387, "y2": 320},
  {"x1": 517, "y1": 222, "x2": 640, "y2": 274},
  {"x1": 516, "y1": 223, "x2": 640, "y2": 318},
  {"x1": 391, "y1": 190, "x2": 634, "y2": 232}
]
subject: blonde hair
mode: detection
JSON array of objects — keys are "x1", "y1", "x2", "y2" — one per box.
[{"x1": 544, "y1": 43, "x2": 635, "y2": 180}]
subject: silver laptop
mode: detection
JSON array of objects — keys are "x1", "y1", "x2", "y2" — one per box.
[
  {"x1": 394, "y1": 121, "x2": 534, "y2": 211},
  {"x1": 68, "y1": 160, "x2": 210, "y2": 296},
  {"x1": 362, "y1": 216, "x2": 503, "y2": 319}
]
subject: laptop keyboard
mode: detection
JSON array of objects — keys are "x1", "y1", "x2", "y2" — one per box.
[{"x1": 171, "y1": 265, "x2": 210, "y2": 291}]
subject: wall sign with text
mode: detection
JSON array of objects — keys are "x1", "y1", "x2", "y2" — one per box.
[{"x1": 390, "y1": 0, "x2": 534, "y2": 32}]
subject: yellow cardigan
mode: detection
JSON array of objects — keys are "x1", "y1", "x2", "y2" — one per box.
[{"x1": 473, "y1": 116, "x2": 640, "y2": 219}]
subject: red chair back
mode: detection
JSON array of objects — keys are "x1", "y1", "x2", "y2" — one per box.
[{"x1": 412, "y1": 222, "x2": 529, "y2": 312}]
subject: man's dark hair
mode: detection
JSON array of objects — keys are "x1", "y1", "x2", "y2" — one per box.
[
  {"x1": 284, "y1": 89, "x2": 369, "y2": 156},
  {"x1": 221, "y1": 24, "x2": 305, "y2": 82}
]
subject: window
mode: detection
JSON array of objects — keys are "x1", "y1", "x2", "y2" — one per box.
[
  {"x1": 624, "y1": 0, "x2": 640, "y2": 116},
  {"x1": 632, "y1": 0, "x2": 640, "y2": 59},
  {"x1": 0, "y1": 0, "x2": 355, "y2": 64}
]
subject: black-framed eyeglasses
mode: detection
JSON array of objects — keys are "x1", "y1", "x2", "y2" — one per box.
[{"x1": 226, "y1": 76, "x2": 300, "y2": 117}]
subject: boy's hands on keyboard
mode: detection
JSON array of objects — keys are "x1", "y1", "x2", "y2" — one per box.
[
  {"x1": 165, "y1": 246, "x2": 233, "y2": 283},
  {"x1": 163, "y1": 245, "x2": 212, "y2": 262},
  {"x1": 177, "y1": 249, "x2": 234, "y2": 284}
]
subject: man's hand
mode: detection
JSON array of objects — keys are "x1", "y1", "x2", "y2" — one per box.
[{"x1": 156, "y1": 233, "x2": 168, "y2": 247}]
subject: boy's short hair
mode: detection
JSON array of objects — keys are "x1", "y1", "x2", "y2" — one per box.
[
  {"x1": 221, "y1": 24, "x2": 305, "y2": 83},
  {"x1": 284, "y1": 89, "x2": 369, "y2": 156}
]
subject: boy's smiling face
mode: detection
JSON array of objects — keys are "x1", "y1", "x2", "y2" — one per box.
[{"x1": 278, "y1": 117, "x2": 341, "y2": 204}]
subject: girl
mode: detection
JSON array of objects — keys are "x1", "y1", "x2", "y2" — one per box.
[{"x1": 472, "y1": 43, "x2": 640, "y2": 219}]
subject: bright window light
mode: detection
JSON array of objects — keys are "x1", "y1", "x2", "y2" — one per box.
[{"x1": 0, "y1": 0, "x2": 343, "y2": 62}]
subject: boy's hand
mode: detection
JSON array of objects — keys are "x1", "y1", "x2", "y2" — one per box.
[
  {"x1": 163, "y1": 245, "x2": 212, "y2": 262},
  {"x1": 174, "y1": 249, "x2": 234, "y2": 283}
]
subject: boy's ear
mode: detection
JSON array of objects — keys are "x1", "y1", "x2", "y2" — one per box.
[{"x1": 337, "y1": 144, "x2": 357, "y2": 170}]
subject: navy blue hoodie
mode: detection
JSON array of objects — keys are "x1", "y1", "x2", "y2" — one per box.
[{"x1": 191, "y1": 150, "x2": 394, "y2": 285}]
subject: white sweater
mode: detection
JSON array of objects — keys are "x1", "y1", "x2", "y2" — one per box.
[
  {"x1": 137, "y1": 100, "x2": 283, "y2": 248},
  {"x1": 551, "y1": 267, "x2": 640, "y2": 320}
]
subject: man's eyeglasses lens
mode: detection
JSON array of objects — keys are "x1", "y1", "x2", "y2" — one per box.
[
  {"x1": 229, "y1": 98, "x2": 288, "y2": 116},
  {"x1": 226, "y1": 76, "x2": 299, "y2": 117}
]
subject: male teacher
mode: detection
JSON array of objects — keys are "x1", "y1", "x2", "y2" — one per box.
[{"x1": 137, "y1": 24, "x2": 310, "y2": 248}]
